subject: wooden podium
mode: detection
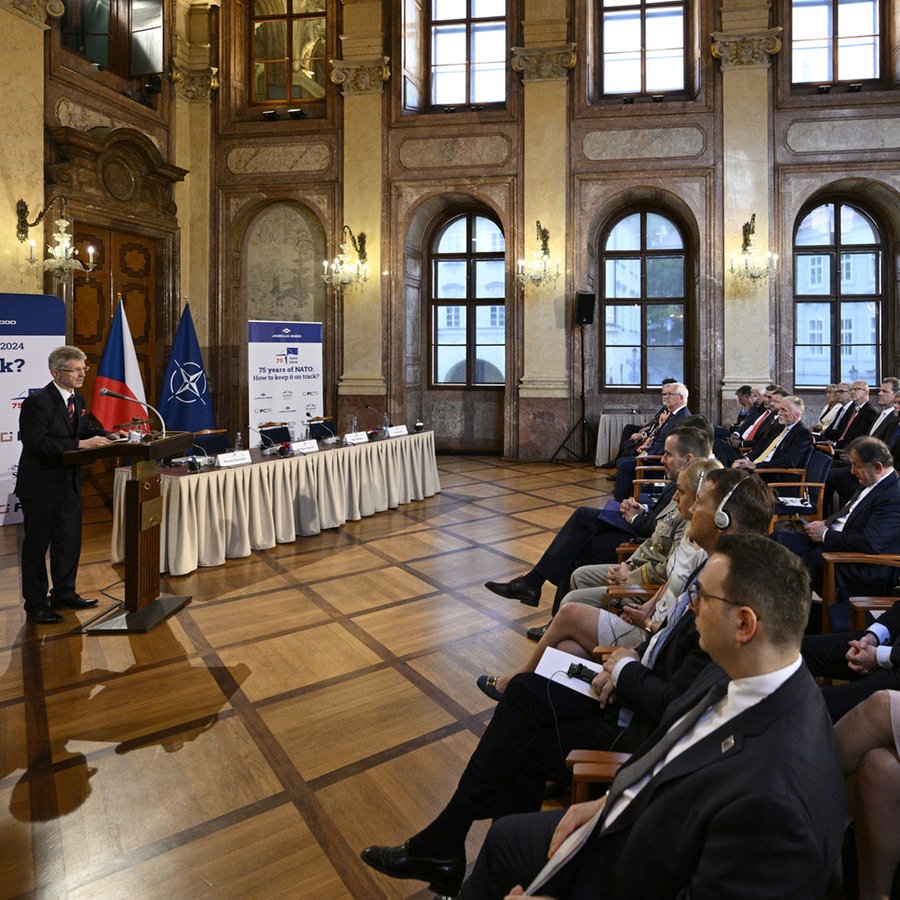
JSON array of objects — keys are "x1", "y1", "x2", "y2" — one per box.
[{"x1": 64, "y1": 432, "x2": 194, "y2": 633}]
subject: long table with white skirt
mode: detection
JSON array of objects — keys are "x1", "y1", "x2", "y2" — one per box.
[
  {"x1": 111, "y1": 431, "x2": 441, "y2": 576},
  {"x1": 594, "y1": 411, "x2": 647, "y2": 467}
]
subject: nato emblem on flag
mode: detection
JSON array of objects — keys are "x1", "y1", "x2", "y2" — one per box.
[{"x1": 158, "y1": 304, "x2": 215, "y2": 432}]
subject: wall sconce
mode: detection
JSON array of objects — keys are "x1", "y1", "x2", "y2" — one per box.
[
  {"x1": 730, "y1": 213, "x2": 777, "y2": 287},
  {"x1": 322, "y1": 225, "x2": 369, "y2": 292},
  {"x1": 516, "y1": 220, "x2": 561, "y2": 289},
  {"x1": 261, "y1": 110, "x2": 280, "y2": 121},
  {"x1": 16, "y1": 196, "x2": 95, "y2": 280},
  {"x1": 287, "y1": 108, "x2": 307, "y2": 119}
]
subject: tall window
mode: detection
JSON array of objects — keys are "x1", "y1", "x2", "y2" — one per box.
[
  {"x1": 600, "y1": 209, "x2": 687, "y2": 388},
  {"x1": 794, "y1": 201, "x2": 883, "y2": 386},
  {"x1": 251, "y1": 0, "x2": 327, "y2": 106},
  {"x1": 430, "y1": 212, "x2": 506, "y2": 386},
  {"x1": 599, "y1": 0, "x2": 687, "y2": 96},
  {"x1": 402, "y1": 0, "x2": 507, "y2": 113},
  {"x1": 62, "y1": 0, "x2": 164, "y2": 78},
  {"x1": 791, "y1": 0, "x2": 880, "y2": 84}
]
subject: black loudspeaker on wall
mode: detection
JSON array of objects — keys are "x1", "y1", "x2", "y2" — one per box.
[{"x1": 575, "y1": 291, "x2": 595, "y2": 325}]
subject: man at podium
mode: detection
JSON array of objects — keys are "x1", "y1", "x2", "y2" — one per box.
[{"x1": 15, "y1": 346, "x2": 123, "y2": 625}]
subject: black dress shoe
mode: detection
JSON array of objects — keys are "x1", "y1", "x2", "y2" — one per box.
[
  {"x1": 52, "y1": 594, "x2": 98, "y2": 610},
  {"x1": 526, "y1": 623, "x2": 549, "y2": 641},
  {"x1": 27, "y1": 607, "x2": 63, "y2": 625},
  {"x1": 360, "y1": 841, "x2": 465, "y2": 896},
  {"x1": 484, "y1": 577, "x2": 541, "y2": 607}
]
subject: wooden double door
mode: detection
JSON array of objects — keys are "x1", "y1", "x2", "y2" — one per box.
[{"x1": 72, "y1": 225, "x2": 159, "y2": 412}]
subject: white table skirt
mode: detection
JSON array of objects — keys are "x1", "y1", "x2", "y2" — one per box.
[
  {"x1": 594, "y1": 412, "x2": 647, "y2": 466},
  {"x1": 111, "y1": 431, "x2": 441, "y2": 576}
]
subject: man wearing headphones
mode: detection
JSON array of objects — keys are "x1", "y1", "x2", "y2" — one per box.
[{"x1": 359, "y1": 470, "x2": 774, "y2": 898}]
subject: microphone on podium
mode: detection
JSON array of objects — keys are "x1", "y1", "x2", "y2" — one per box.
[
  {"x1": 365, "y1": 403, "x2": 391, "y2": 427},
  {"x1": 98, "y1": 388, "x2": 168, "y2": 437}
]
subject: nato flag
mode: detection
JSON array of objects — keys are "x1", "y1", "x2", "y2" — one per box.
[{"x1": 157, "y1": 304, "x2": 215, "y2": 432}]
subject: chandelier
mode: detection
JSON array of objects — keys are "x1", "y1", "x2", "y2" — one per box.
[
  {"x1": 516, "y1": 220, "x2": 560, "y2": 289},
  {"x1": 730, "y1": 213, "x2": 777, "y2": 287},
  {"x1": 17, "y1": 196, "x2": 95, "y2": 282},
  {"x1": 322, "y1": 225, "x2": 368, "y2": 291}
]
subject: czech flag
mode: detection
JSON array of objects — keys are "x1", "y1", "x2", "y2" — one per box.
[
  {"x1": 157, "y1": 303, "x2": 215, "y2": 432},
  {"x1": 91, "y1": 300, "x2": 148, "y2": 430}
]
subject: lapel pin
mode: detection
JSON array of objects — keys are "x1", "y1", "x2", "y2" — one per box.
[{"x1": 721, "y1": 735, "x2": 735, "y2": 753}]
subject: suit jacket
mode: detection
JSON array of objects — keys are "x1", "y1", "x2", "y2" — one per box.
[
  {"x1": 15, "y1": 382, "x2": 107, "y2": 500},
  {"x1": 822, "y1": 469, "x2": 900, "y2": 556},
  {"x1": 862, "y1": 600, "x2": 900, "y2": 667},
  {"x1": 575, "y1": 664, "x2": 845, "y2": 899},
  {"x1": 646, "y1": 405, "x2": 690, "y2": 456},
  {"x1": 821, "y1": 401, "x2": 854, "y2": 442},
  {"x1": 629, "y1": 480, "x2": 678, "y2": 541},
  {"x1": 869, "y1": 408, "x2": 897, "y2": 442},
  {"x1": 830, "y1": 402, "x2": 878, "y2": 448},
  {"x1": 615, "y1": 600, "x2": 710, "y2": 748},
  {"x1": 750, "y1": 422, "x2": 813, "y2": 469}
]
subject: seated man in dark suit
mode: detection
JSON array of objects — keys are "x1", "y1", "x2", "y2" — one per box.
[
  {"x1": 826, "y1": 377, "x2": 899, "y2": 509},
  {"x1": 457, "y1": 535, "x2": 844, "y2": 900},
  {"x1": 612, "y1": 383, "x2": 690, "y2": 500},
  {"x1": 819, "y1": 380, "x2": 877, "y2": 451},
  {"x1": 773, "y1": 436, "x2": 900, "y2": 595},
  {"x1": 484, "y1": 426, "x2": 711, "y2": 640},
  {"x1": 359, "y1": 471, "x2": 775, "y2": 898},
  {"x1": 731, "y1": 395, "x2": 812, "y2": 472},
  {"x1": 804, "y1": 599, "x2": 900, "y2": 721},
  {"x1": 727, "y1": 383, "x2": 783, "y2": 450}
]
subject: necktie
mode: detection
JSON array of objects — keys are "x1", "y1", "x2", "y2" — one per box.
[
  {"x1": 601, "y1": 678, "x2": 729, "y2": 831},
  {"x1": 838, "y1": 407, "x2": 859, "y2": 442},
  {"x1": 67, "y1": 394, "x2": 75, "y2": 427},
  {"x1": 742, "y1": 410, "x2": 769, "y2": 441},
  {"x1": 751, "y1": 424, "x2": 789, "y2": 463}
]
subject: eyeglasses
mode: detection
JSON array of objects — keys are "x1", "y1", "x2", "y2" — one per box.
[
  {"x1": 687, "y1": 580, "x2": 748, "y2": 610},
  {"x1": 57, "y1": 366, "x2": 90, "y2": 374}
]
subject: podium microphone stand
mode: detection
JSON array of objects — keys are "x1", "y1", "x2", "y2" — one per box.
[
  {"x1": 63, "y1": 432, "x2": 194, "y2": 633},
  {"x1": 552, "y1": 291, "x2": 595, "y2": 463}
]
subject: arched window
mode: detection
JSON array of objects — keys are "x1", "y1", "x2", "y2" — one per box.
[
  {"x1": 793, "y1": 200, "x2": 884, "y2": 386},
  {"x1": 599, "y1": 209, "x2": 687, "y2": 388},
  {"x1": 429, "y1": 211, "x2": 505, "y2": 387}
]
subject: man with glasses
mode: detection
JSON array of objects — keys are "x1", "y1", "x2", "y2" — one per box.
[
  {"x1": 612, "y1": 382, "x2": 690, "y2": 501},
  {"x1": 458, "y1": 535, "x2": 843, "y2": 899},
  {"x1": 15, "y1": 346, "x2": 122, "y2": 624}
]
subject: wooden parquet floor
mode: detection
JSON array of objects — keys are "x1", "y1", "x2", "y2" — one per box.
[{"x1": 0, "y1": 455, "x2": 613, "y2": 899}]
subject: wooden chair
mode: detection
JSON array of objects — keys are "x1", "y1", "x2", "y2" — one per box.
[
  {"x1": 821, "y1": 552, "x2": 900, "y2": 633},
  {"x1": 849, "y1": 597, "x2": 897, "y2": 631},
  {"x1": 566, "y1": 749, "x2": 631, "y2": 803},
  {"x1": 767, "y1": 450, "x2": 833, "y2": 524}
]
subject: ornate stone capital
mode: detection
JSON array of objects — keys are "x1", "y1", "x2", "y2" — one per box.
[
  {"x1": 329, "y1": 57, "x2": 390, "y2": 95},
  {"x1": 711, "y1": 27, "x2": 782, "y2": 70},
  {"x1": 511, "y1": 44, "x2": 576, "y2": 82},
  {"x1": 1, "y1": 0, "x2": 64, "y2": 25},
  {"x1": 169, "y1": 62, "x2": 219, "y2": 101}
]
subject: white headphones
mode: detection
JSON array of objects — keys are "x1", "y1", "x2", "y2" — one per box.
[{"x1": 714, "y1": 474, "x2": 750, "y2": 529}]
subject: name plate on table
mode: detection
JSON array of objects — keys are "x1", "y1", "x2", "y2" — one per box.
[
  {"x1": 387, "y1": 424, "x2": 409, "y2": 437},
  {"x1": 216, "y1": 450, "x2": 253, "y2": 468},
  {"x1": 292, "y1": 439, "x2": 319, "y2": 454},
  {"x1": 344, "y1": 431, "x2": 370, "y2": 445}
]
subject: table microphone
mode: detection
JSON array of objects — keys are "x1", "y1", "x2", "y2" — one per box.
[
  {"x1": 98, "y1": 388, "x2": 167, "y2": 437},
  {"x1": 365, "y1": 403, "x2": 391, "y2": 427},
  {"x1": 246, "y1": 424, "x2": 280, "y2": 454},
  {"x1": 307, "y1": 412, "x2": 339, "y2": 443}
]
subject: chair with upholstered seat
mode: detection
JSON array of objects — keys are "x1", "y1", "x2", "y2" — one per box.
[{"x1": 192, "y1": 428, "x2": 228, "y2": 456}]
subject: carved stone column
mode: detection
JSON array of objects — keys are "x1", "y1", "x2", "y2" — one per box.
[
  {"x1": 0, "y1": 0, "x2": 53, "y2": 294},
  {"x1": 515, "y1": 6, "x2": 576, "y2": 457},
  {"x1": 169, "y1": 1, "x2": 218, "y2": 342},
  {"x1": 331, "y1": 15, "x2": 390, "y2": 398},
  {"x1": 713, "y1": 1, "x2": 782, "y2": 403}
]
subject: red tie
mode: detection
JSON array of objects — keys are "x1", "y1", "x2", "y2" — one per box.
[
  {"x1": 743, "y1": 410, "x2": 770, "y2": 441},
  {"x1": 67, "y1": 394, "x2": 75, "y2": 427},
  {"x1": 838, "y1": 407, "x2": 859, "y2": 442}
]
